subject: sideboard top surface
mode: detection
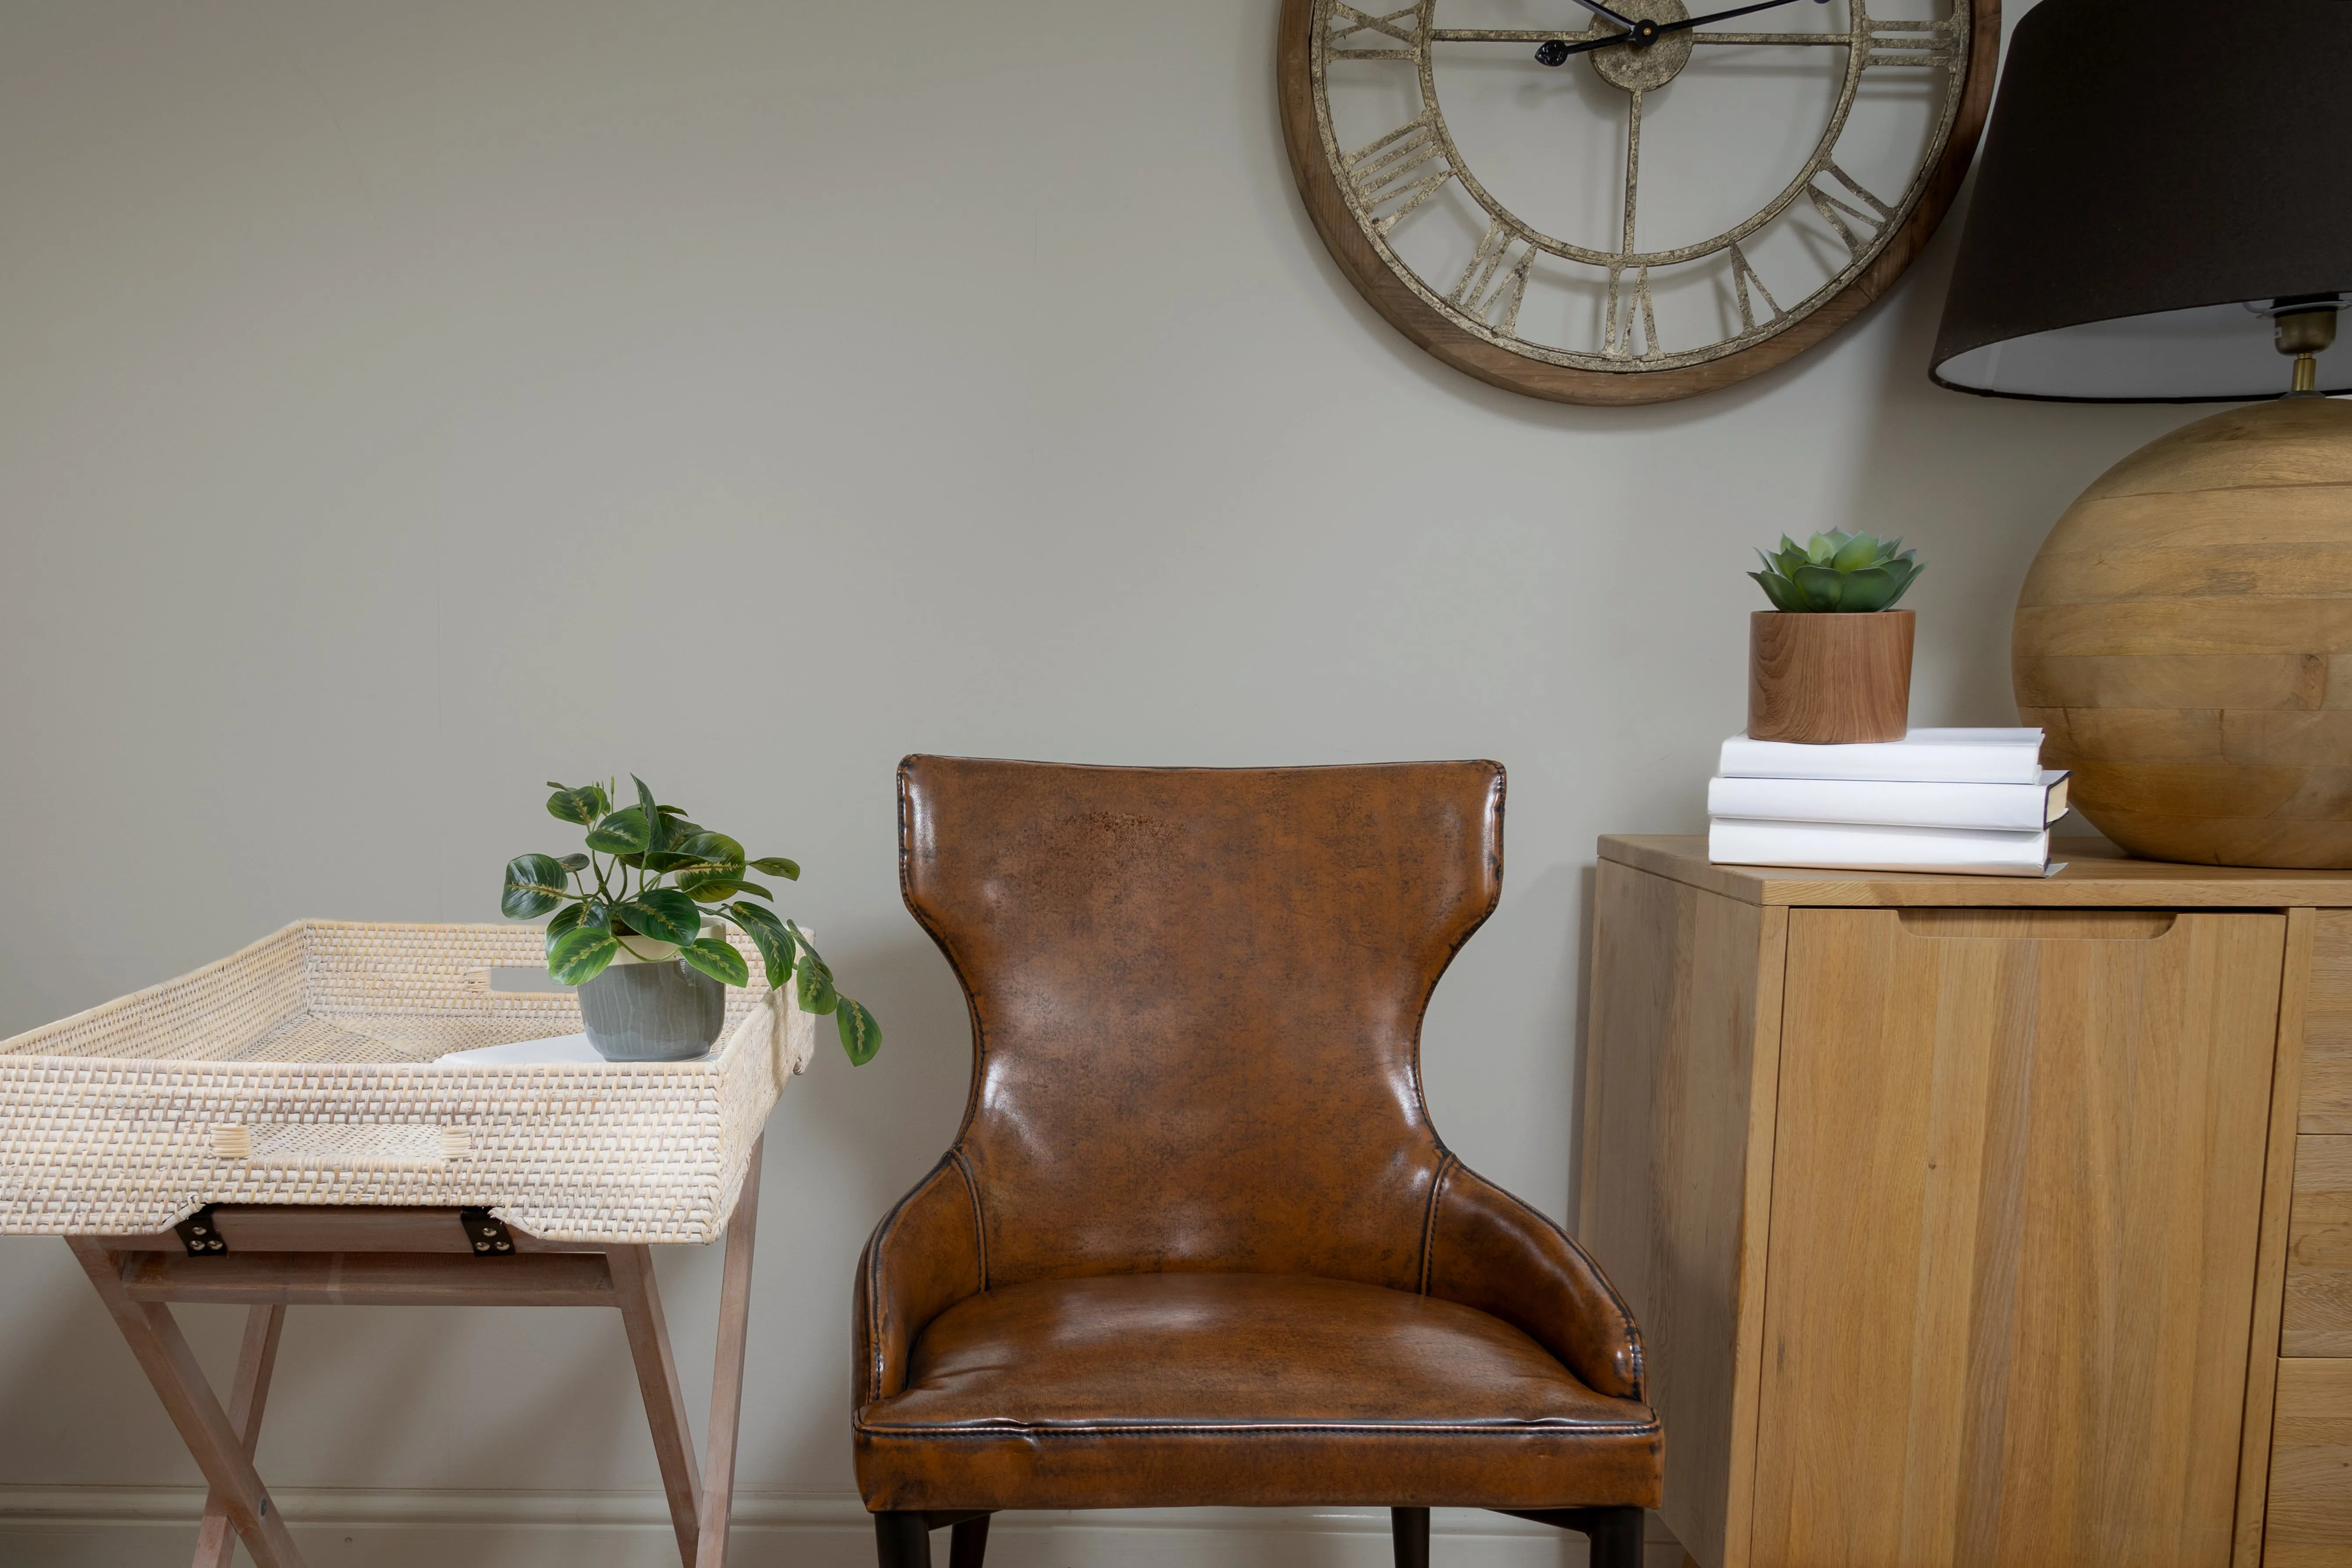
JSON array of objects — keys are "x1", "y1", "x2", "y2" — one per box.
[{"x1": 1601, "y1": 835, "x2": 2352, "y2": 908}]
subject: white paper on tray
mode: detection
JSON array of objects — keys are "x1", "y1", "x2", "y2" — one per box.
[{"x1": 436, "y1": 1032, "x2": 643, "y2": 1066}]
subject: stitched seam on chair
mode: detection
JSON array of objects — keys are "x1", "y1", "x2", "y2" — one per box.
[
  {"x1": 1400, "y1": 763, "x2": 1508, "y2": 1137},
  {"x1": 854, "y1": 1418, "x2": 1662, "y2": 1439},
  {"x1": 949, "y1": 1148, "x2": 987, "y2": 1292},
  {"x1": 864, "y1": 1157, "x2": 957, "y2": 1405},
  {"x1": 898, "y1": 758, "x2": 991, "y2": 1152},
  {"x1": 1481, "y1": 1174, "x2": 1645, "y2": 1399},
  {"x1": 1418, "y1": 1153, "x2": 1457, "y2": 1295}
]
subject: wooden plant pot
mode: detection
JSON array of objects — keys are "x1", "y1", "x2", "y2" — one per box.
[{"x1": 1747, "y1": 610, "x2": 1914, "y2": 743}]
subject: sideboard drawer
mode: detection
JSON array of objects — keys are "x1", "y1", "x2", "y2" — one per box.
[
  {"x1": 2305, "y1": 915, "x2": 2352, "y2": 1133},
  {"x1": 2288, "y1": 1138, "x2": 2352, "y2": 1358},
  {"x1": 2267, "y1": 1359, "x2": 2352, "y2": 1567}
]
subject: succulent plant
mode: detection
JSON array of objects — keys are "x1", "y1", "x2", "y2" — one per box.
[{"x1": 1751, "y1": 531, "x2": 1924, "y2": 613}]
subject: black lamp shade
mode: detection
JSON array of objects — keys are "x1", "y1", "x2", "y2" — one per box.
[{"x1": 1931, "y1": 0, "x2": 2352, "y2": 401}]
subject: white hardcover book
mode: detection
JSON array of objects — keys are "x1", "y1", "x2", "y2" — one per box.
[
  {"x1": 1718, "y1": 728, "x2": 2045, "y2": 785},
  {"x1": 1707, "y1": 818, "x2": 2058, "y2": 877},
  {"x1": 1707, "y1": 771, "x2": 2068, "y2": 832}
]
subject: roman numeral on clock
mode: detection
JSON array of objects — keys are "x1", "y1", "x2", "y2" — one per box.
[
  {"x1": 1860, "y1": 15, "x2": 1962, "y2": 68},
  {"x1": 1327, "y1": 2, "x2": 1423, "y2": 59},
  {"x1": 1342, "y1": 113, "x2": 1451, "y2": 233},
  {"x1": 1605, "y1": 266, "x2": 1659, "y2": 361},
  {"x1": 1727, "y1": 242, "x2": 1783, "y2": 333},
  {"x1": 1450, "y1": 221, "x2": 1534, "y2": 335},
  {"x1": 1806, "y1": 163, "x2": 1896, "y2": 259}
]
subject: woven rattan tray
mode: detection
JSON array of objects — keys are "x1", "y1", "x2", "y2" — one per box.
[{"x1": 0, "y1": 922, "x2": 808, "y2": 1242}]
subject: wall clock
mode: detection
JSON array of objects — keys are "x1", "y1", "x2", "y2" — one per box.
[{"x1": 1277, "y1": 0, "x2": 1997, "y2": 403}]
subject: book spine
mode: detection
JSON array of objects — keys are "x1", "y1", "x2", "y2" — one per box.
[
  {"x1": 1706, "y1": 775, "x2": 2059, "y2": 832},
  {"x1": 1717, "y1": 740, "x2": 2043, "y2": 785},
  {"x1": 1708, "y1": 819, "x2": 2050, "y2": 876}
]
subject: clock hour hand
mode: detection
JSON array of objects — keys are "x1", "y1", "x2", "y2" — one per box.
[{"x1": 1566, "y1": 0, "x2": 1646, "y2": 32}]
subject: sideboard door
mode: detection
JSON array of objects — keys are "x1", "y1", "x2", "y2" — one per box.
[{"x1": 1749, "y1": 909, "x2": 2286, "y2": 1568}]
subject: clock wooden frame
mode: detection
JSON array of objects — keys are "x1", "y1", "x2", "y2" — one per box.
[{"x1": 1275, "y1": 0, "x2": 2000, "y2": 405}]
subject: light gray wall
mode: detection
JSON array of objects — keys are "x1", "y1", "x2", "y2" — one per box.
[{"x1": 0, "y1": 0, "x2": 2183, "y2": 1502}]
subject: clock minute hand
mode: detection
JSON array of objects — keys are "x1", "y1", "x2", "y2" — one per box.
[
  {"x1": 1655, "y1": 0, "x2": 1829, "y2": 35},
  {"x1": 1533, "y1": 0, "x2": 1821, "y2": 62}
]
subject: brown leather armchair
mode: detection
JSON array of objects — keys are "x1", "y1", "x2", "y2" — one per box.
[{"x1": 855, "y1": 758, "x2": 1661, "y2": 1568}]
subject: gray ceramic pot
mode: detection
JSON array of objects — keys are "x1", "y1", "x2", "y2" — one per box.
[{"x1": 577, "y1": 956, "x2": 725, "y2": 1062}]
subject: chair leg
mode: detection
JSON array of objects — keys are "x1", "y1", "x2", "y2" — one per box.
[
  {"x1": 874, "y1": 1511, "x2": 930, "y2": 1568},
  {"x1": 948, "y1": 1513, "x2": 991, "y2": 1568},
  {"x1": 1580, "y1": 1505, "x2": 1644, "y2": 1568},
  {"x1": 1392, "y1": 1506, "x2": 1431, "y2": 1568}
]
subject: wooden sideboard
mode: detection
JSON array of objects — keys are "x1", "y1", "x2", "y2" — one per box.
[{"x1": 1580, "y1": 836, "x2": 2350, "y2": 1568}]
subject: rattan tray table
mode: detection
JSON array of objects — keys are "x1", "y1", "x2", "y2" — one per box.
[{"x1": 0, "y1": 921, "x2": 808, "y2": 1568}]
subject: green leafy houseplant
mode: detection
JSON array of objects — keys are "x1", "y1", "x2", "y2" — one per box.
[
  {"x1": 501, "y1": 777, "x2": 880, "y2": 1065},
  {"x1": 1750, "y1": 531, "x2": 1925, "y2": 613}
]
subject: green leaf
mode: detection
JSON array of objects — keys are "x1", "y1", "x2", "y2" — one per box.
[
  {"x1": 749, "y1": 857, "x2": 801, "y2": 880},
  {"x1": 1831, "y1": 533, "x2": 1883, "y2": 572},
  {"x1": 502, "y1": 854, "x2": 571, "y2": 919},
  {"x1": 557, "y1": 853, "x2": 590, "y2": 873},
  {"x1": 585, "y1": 806, "x2": 653, "y2": 855},
  {"x1": 678, "y1": 937, "x2": 750, "y2": 987},
  {"x1": 545, "y1": 783, "x2": 610, "y2": 827},
  {"x1": 637, "y1": 850, "x2": 701, "y2": 874},
  {"x1": 681, "y1": 877, "x2": 771, "y2": 904},
  {"x1": 794, "y1": 947, "x2": 839, "y2": 1015},
  {"x1": 632, "y1": 778, "x2": 697, "y2": 851},
  {"x1": 1750, "y1": 570, "x2": 1806, "y2": 613},
  {"x1": 1805, "y1": 532, "x2": 1839, "y2": 565},
  {"x1": 1791, "y1": 564, "x2": 1847, "y2": 611},
  {"x1": 617, "y1": 888, "x2": 702, "y2": 945},
  {"x1": 1833, "y1": 564, "x2": 1900, "y2": 612},
  {"x1": 725, "y1": 903, "x2": 795, "y2": 990},
  {"x1": 546, "y1": 903, "x2": 586, "y2": 942},
  {"x1": 835, "y1": 998, "x2": 881, "y2": 1066},
  {"x1": 547, "y1": 926, "x2": 619, "y2": 985},
  {"x1": 1883, "y1": 557, "x2": 1925, "y2": 608},
  {"x1": 680, "y1": 832, "x2": 745, "y2": 868}
]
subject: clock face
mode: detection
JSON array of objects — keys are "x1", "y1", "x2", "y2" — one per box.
[{"x1": 1278, "y1": 0, "x2": 1996, "y2": 402}]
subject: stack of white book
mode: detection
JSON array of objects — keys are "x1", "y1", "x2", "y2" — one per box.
[{"x1": 1707, "y1": 728, "x2": 2068, "y2": 877}]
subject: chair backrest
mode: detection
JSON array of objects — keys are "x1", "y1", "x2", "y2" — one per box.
[{"x1": 897, "y1": 755, "x2": 1505, "y2": 1292}]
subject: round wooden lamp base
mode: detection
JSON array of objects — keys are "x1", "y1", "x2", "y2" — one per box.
[{"x1": 2014, "y1": 398, "x2": 2352, "y2": 867}]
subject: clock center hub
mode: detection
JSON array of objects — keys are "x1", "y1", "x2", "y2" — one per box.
[{"x1": 1591, "y1": 0, "x2": 1694, "y2": 92}]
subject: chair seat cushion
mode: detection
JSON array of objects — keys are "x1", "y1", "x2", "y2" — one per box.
[{"x1": 853, "y1": 1272, "x2": 1661, "y2": 1511}]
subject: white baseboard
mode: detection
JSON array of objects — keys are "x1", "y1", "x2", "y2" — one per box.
[{"x1": 0, "y1": 1487, "x2": 1686, "y2": 1567}]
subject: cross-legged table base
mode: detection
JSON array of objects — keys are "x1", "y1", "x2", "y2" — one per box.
[{"x1": 66, "y1": 1137, "x2": 764, "y2": 1568}]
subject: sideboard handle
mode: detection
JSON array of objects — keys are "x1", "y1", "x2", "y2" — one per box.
[{"x1": 1896, "y1": 909, "x2": 2178, "y2": 940}]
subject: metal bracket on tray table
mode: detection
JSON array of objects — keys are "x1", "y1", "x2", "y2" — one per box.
[
  {"x1": 175, "y1": 1207, "x2": 228, "y2": 1256},
  {"x1": 459, "y1": 1208, "x2": 515, "y2": 1256}
]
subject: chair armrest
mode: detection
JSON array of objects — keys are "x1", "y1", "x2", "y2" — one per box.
[
  {"x1": 853, "y1": 1155, "x2": 985, "y2": 1408},
  {"x1": 1424, "y1": 1162, "x2": 1645, "y2": 1401}
]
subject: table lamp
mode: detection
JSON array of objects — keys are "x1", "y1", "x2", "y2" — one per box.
[{"x1": 1931, "y1": 0, "x2": 2352, "y2": 868}]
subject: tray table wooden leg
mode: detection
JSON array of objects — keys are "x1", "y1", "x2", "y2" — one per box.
[
  {"x1": 192, "y1": 1303, "x2": 286, "y2": 1568},
  {"x1": 66, "y1": 1240, "x2": 308, "y2": 1568},
  {"x1": 695, "y1": 1136, "x2": 762, "y2": 1568},
  {"x1": 610, "y1": 1244, "x2": 702, "y2": 1564}
]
